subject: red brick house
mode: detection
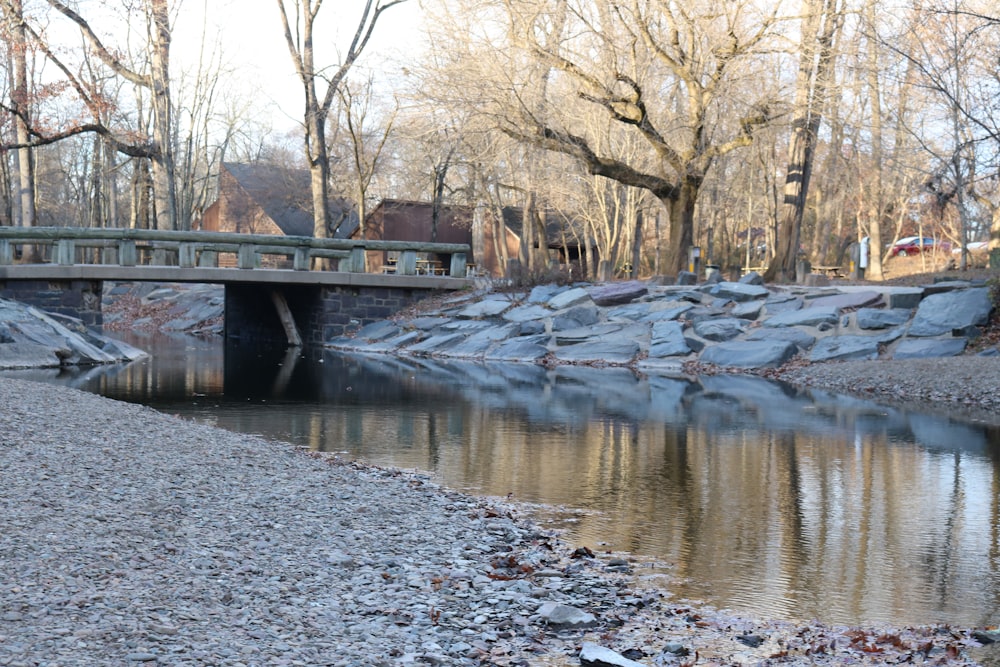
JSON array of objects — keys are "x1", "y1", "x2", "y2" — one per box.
[
  {"x1": 201, "y1": 162, "x2": 357, "y2": 266},
  {"x1": 354, "y1": 199, "x2": 586, "y2": 277}
]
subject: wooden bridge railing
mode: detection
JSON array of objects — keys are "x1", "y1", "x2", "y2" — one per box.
[{"x1": 0, "y1": 227, "x2": 472, "y2": 278}]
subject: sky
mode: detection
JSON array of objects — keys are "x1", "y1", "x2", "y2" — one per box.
[{"x1": 172, "y1": 0, "x2": 426, "y2": 132}]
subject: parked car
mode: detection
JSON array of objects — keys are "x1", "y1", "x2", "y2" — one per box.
[{"x1": 889, "y1": 236, "x2": 951, "y2": 257}]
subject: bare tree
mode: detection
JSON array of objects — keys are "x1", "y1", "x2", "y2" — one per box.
[
  {"x1": 276, "y1": 0, "x2": 407, "y2": 250},
  {"x1": 334, "y1": 76, "x2": 397, "y2": 233},
  {"x1": 489, "y1": 0, "x2": 780, "y2": 276},
  {"x1": 765, "y1": 0, "x2": 843, "y2": 282}
]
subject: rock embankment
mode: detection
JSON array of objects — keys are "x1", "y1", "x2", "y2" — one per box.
[
  {"x1": 0, "y1": 297, "x2": 145, "y2": 370},
  {"x1": 330, "y1": 273, "x2": 998, "y2": 372},
  {"x1": 0, "y1": 378, "x2": 992, "y2": 666}
]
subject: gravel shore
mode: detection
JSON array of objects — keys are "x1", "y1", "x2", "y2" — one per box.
[
  {"x1": 774, "y1": 356, "x2": 1000, "y2": 426},
  {"x1": 1, "y1": 377, "x2": 994, "y2": 666}
]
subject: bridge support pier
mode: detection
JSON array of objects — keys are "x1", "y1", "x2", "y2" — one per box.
[{"x1": 224, "y1": 283, "x2": 444, "y2": 347}]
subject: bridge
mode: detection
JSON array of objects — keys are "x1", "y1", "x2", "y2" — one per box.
[{"x1": 0, "y1": 227, "x2": 474, "y2": 346}]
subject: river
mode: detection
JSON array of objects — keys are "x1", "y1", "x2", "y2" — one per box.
[{"x1": 6, "y1": 331, "x2": 1000, "y2": 629}]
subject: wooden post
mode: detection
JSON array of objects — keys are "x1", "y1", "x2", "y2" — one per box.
[
  {"x1": 0, "y1": 240, "x2": 12, "y2": 265},
  {"x1": 152, "y1": 247, "x2": 169, "y2": 265},
  {"x1": 269, "y1": 289, "x2": 302, "y2": 347}
]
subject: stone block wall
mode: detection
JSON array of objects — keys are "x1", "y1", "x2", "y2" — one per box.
[
  {"x1": 313, "y1": 285, "x2": 438, "y2": 343},
  {"x1": 0, "y1": 279, "x2": 103, "y2": 327}
]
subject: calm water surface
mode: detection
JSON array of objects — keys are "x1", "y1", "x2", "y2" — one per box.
[{"x1": 8, "y1": 332, "x2": 1000, "y2": 628}]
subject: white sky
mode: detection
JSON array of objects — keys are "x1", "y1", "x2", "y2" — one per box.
[{"x1": 172, "y1": 0, "x2": 425, "y2": 132}]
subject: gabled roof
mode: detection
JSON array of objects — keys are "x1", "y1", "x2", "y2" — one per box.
[
  {"x1": 222, "y1": 162, "x2": 359, "y2": 239},
  {"x1": 499, "y1": 206, "x2": 585, "y2": 247}
]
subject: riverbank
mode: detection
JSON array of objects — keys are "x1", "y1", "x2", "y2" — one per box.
[{"x1": 0, "y1": 377, "x2": 994, "y2": 666}]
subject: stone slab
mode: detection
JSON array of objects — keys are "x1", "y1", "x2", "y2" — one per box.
[
  {"x1": 893, "y1": 338, "x2": 967, "y2": 359},
  {"x1": 699, "y1": 339, "x2": 798, "y2": 368},
  {"x1": 809, "y1": 335, "x2": 881, "y2": 362}
]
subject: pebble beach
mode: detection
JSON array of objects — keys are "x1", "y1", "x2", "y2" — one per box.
[{"x1": 2, "y1": 371, "x2": 998, "y2": 666}]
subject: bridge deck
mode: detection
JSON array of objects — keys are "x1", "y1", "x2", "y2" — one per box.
[{"x1": 0, "y1": 264, "x2": 473, "y2": 289}]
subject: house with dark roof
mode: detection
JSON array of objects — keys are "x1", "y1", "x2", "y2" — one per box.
[
  {"x1": 200, "y1": 163, "x2": 358, "y2": 266},
  {"x1": 352, "y1": 199, "x2": 589, "y2": 277}
]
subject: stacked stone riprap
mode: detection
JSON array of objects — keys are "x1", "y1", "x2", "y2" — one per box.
[{"x1": 329, "y1": 273, "x2": 997, "y2": 370}]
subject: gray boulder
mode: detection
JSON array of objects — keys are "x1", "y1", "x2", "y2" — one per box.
[
  {"x1": 738, "y1": 271, "x2": 764, "y2": 285},
  {"x1": 537, "y1": 602, "x2": 597, "y2": 628},
  {"x1": 893, "y1": 338, "x2": 967, "y2": 359},
  {"x1": 676, "y1": 271, "x2": 697, "y2": 285},
  {"x1": 809, "y1": 290, "x2": 882, "y2": 310},
  {"x1": 884, "y1": 287, "x2": 924, "y2": 309},
  {"x1": 763, "y1": 306, "x2": 839, "y2": 328},
  {"x1": 745, "y1": 327, "x2": 816, "y2": 351},
  {"x1": 731, "y1": 300, "x2": 764, "y2": 320},
  {"x1": 486, "y1": 336, "x2": 551, "y2": 362},
  {"x1": 560, "y1": 305, "x2": 602, "y2": 327},
  {"x1": 711, "y1": 281, "x2": 770, "y2": 302},
  {"x1": 648, "y1": 321, "x2": 691, "y2": 358},
  {"x1": 856, "y1": 308, "x2": 912, "y2": 330},
  {"x1": 442, "y1": 324, "x2": 519, "y2": 359},
  {"x1": 764, "y1": 294, "x2": 804, "y2": 314},
  {"x1": 0, "y1": 343, "x2": 63, "y2": 369},
  {"x1": 580, "y1": 642, "x2": 647, "y2": 667},
  {"x1": 555, "y1": 323, "x2": 627, "y2": 345},
  {"x1": 588, "y1": 281, "x2": 648, "y2": 306},
  {"x1": 547, "y1": 287, "x2": 593, "y2": 310},
  {"x1": 908, "y1": 287, "x2": 993, "y2": 337},
  {"x1": 456, "y1": 297, "x2": 514, "y2": 319},
  {"x1": 809, "y1": 335, "x2": 881, "y2": 362},
  {"x1": 641, "y1": 301, "x2": 695, "y2": 323},
  {"x1": 502, "y1": 304, "x2": 551, "y2": 323},
  {"x1": 693, "y1": 318, "x2": 744, "y2": 342},
  {"x1": 553, "y1": 339, "x2": 641, "y2": 365},
  {"x1": 403, "y1": 332, "x2": 467, "y2": 355},
  {"x1": 699, "y1": 340, "x2": 798, "y2": 368},
  {"x1": 350, "y1": 319, "x2": 401, "y2": 342}
]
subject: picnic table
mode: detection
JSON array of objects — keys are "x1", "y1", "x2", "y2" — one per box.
[{"x1": 813, "y1": 265, "x2": 845, "y2": 278}]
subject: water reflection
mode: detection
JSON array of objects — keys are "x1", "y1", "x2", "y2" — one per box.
[{"x1": 7, "y1": 334, "x2": 1000, "y2": 627}]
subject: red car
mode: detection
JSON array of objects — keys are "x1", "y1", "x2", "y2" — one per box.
[{"x1": 889, "y1": 236, "x2": 951, "y2": 257}]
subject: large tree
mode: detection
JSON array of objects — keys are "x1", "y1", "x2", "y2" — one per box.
[
  {"x1": 0, "y1": 0, "x2": 179, "y2": 230},
  {"x1": 276, "y1": 0, "x2": 406, "y2": 249},
  {"x1": 488, "y1": 0, "x2": 782, "y2": 275}
]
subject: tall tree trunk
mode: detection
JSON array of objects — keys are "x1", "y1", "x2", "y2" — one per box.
[
  {"x1": 663, "y1": 179, "x2": 698, "y2": 276},
  {"x1": 8, "y1": 0, "x2": 37, "y2": 258},
  {"x1": 863, "y1": 0, "x2": 885, "y2": 280},
  {"x1": 765, "y1": 0, "x2": 841, "y2": 282},
  {"x1": 148, "y1": 0, "x2": 176, "y2": 230}
]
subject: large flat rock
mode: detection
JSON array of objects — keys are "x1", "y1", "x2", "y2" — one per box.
[
  {"x1": 711, "y1": 282, "x2": 770, "y2": 302},
  {"x1": 809, "y1": 335, "x2": 880, "y2": 362},
  {"x1": 553, "y1": 339, "x2": 641, "y2": 364},
  {"x1": 699, "y1": 340, "x2": 798, "y2": 368},
  {"x1": 763, "y1": 306, "x2": 839, "y2": 328},
  {"x1": 908, "y1": 287, "x2": 993, "y2": 337},
  {"x1": 588, "y1": 281, "x2": 648, "y2": 306},
  {"x1": 893, "y1": 338, "x2": 967, "y2": 359}
]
